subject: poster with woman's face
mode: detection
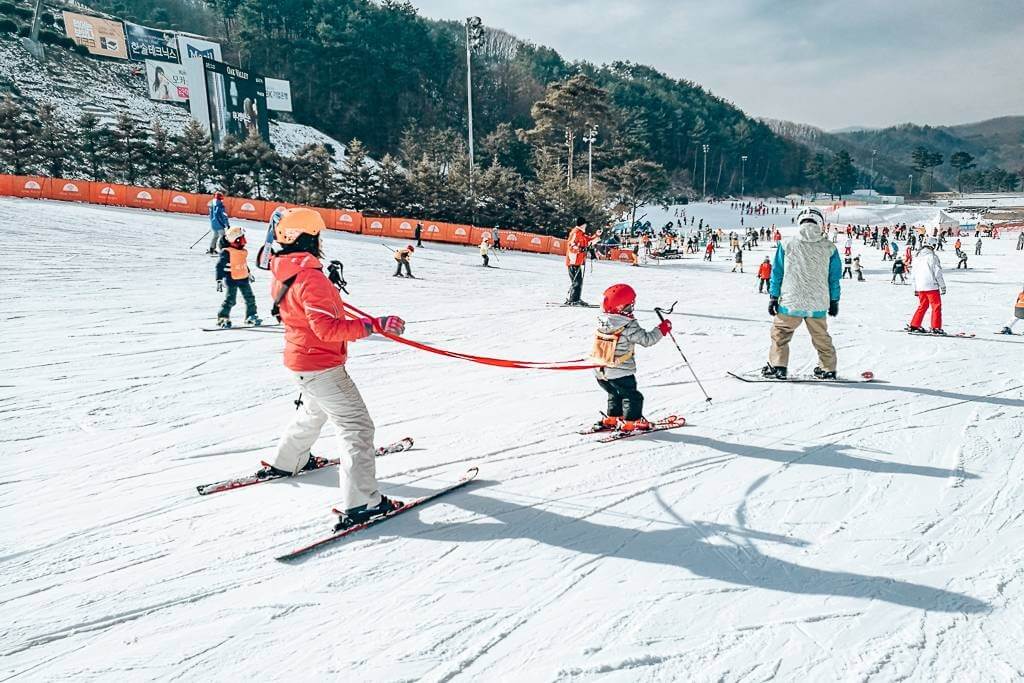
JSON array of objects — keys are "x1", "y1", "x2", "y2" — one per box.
[{"x1": 144, "y1": 60, "x2": 189, "y2": 103}]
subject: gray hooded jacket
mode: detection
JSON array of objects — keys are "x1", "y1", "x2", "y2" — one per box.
[{"x1": 593, "y1": 312, "x2": 665, "y2": 380}]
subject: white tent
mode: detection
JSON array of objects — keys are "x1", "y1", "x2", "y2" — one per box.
[{"x1": 828, "y1": 205, "x2": 959, "y2": 230}]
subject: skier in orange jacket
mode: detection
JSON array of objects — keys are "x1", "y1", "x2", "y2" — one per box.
[{"x1": 565, "y1": 218, "x2": 600, "y2": 305}]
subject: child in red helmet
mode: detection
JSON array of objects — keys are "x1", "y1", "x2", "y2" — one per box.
[
  {"x1": 590, "y1": 283, "x2": 671, "y2": 432},
  {"x1": 215, "y1": 226, "x2": 260, "y2": 328}
]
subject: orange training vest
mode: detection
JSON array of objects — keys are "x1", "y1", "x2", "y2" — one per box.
[{"x1": 228, "y1": 247, "x2": 249, "y2": 280}]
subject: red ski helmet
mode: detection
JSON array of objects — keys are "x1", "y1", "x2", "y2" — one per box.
[
  {"x1": 602, "y1": 283, "x2": 636, "y2": 314},
  {"x1": 407, "y1": 245, "x2": 415, "y2": 253}
]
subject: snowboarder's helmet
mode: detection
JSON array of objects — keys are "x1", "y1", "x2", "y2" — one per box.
[
  {"x1": 275, "y1": 208, "x2": 325, "y2": 245},
  {"x1": 602, "y1": 284, "x2": 636, "y2": 314},
  {"x1": 225, "y1": 226, "x2": 245, "y2": 244},
  {"x1": 796, "y1": 207, "x2": 825, "y2": 228},
  {"x1": 407, "y1": 245, "x2": 415, "y2": 253}
]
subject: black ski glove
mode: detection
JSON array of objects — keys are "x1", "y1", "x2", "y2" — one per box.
[
  {"x1": 768, "y1": 297, "x2": 779, "y2": 316},
  {"x1": 828, "y1": 300, "x2": 839, "y2": 317},
  {"x1": 249, "y1": 274, "x2": 255, "y2": 283},
  {"x1": 216, "y1": 281, "x2": 223, "y2": 292}
]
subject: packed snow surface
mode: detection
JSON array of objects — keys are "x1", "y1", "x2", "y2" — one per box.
[{"x1": 2, "y1": 198, "x2": 1024, "y2": 681}]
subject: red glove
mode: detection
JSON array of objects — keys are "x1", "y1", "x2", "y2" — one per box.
[
  {"x1": 361, "y1": 315, "x2": 405, "y2": 336},
  {"x1": 658, "y1": 319, "x2": 672, "y2": 335}
]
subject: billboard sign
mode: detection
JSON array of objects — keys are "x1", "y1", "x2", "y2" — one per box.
[
  {"x1": 203, "y1": 58, "x2": 270, "y2": 149},
  {"x1": 264, "y1": 77, "x2": 293, "y2": 112},
  {"x1": 62, "y1": 11, "x2": 127, "y2": 59},
  {"x1": 125, "y1": 23, "x2": 179, "y2": 63},
  {"x1": 145, "y1": 60, "x2": 189, "y2": 102},
  {"x1": 178, "y1": 35, "x2": 222, "y2": 136}
]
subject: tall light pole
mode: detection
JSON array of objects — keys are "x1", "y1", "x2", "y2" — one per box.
[
  {"x1": 465, "y1": 17, "x2": 484, "y2": 217},
  {"x1": 908, "y1": 174, "x2": 913, "y2": 196},
  {"x1": 740, "y1": 154, "x2": 748, "y2": 197},
  {"x1": 869, "y1": 149, "x2": 877, "y2": 191},
  {"x1": 564, "y1": 128, "x2": 576, "y2": 187},
  {"x1": 583, "y1": 123, "x2": 598, "y2": 193},
  {"x1": 702, "y1": 144, "x2": 710, "y2": 199}
]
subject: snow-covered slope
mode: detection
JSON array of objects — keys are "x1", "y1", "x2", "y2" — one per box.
[
  {"x1": 0, "y1": 38, "x2": 356, "y2": 166},
  {"x1": 2, "y1": 198, "x2": 1023, "y2": 680}
]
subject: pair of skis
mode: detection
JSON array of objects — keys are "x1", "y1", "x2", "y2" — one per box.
[
  {"x1": 579, "y1": 414, "x2": 687, "y2": 442},
  {"x1": 195, "y1": 437, "x2": 414, "y2": 496}
]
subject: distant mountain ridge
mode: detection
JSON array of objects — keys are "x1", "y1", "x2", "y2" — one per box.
[{"x1": 763, "y1": 115, "x2": 1024, "y2": 193}]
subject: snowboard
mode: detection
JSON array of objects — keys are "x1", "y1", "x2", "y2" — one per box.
[
  {"x1": 277, "y1": 467, "x2": 478, "y2": 561},
  {"x1": 728, "y1": 370, "x2": 876, "y2": 384}
]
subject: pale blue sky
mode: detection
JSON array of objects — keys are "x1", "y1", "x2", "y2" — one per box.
[{"x1": 413, "y1": 0, "x2": 1024, "y2": 130}]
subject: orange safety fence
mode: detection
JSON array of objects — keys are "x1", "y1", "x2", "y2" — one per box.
[
  {"x1": 50, "y1": 179, "x2": 90, "y2": 202},
  {"x1": 164, "y1": 190, "x2": 196, "y2": 213},
  {"x1": 333, "y1": 209, "x2": 362, "y2": 233},
  {"x1": 128, "y1": 186, "x2": 166, "y2": 210},
  {"x1": 227, "y1": 197, "x2": 265, "y2": 221},
  {"x1": 90, "y1": 182, "x2": 128, "y2": 206},
  {"x1": 0, "y1": 174, "x2": 600, "y2": 261}
]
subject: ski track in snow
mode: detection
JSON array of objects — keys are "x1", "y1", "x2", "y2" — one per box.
[{"x1": 1, "y1": 197, "x2": 1023, "y2": 681}]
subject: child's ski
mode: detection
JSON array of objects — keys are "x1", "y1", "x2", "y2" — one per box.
[
  {"x1": 580, "y1": 415, "x2": 687, "y2": 442},
  {"x1": 277, "y1": 467, "x2": 478, "y2": 561},
  {"x1": 195, "y1": 438, "x2": 414, "y2": 496},
  {"x1": 201, "y1": 324, "x2": 282, "y2": 332}
]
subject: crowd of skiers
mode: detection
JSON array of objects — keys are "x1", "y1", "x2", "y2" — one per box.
[{"x1": 196, "y1": 193, "x2": 1023, "y2": 531}]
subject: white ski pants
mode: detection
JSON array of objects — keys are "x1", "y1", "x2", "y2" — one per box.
[{"x1": 271, "y1": 365, "x2": 381, "y2": 511}]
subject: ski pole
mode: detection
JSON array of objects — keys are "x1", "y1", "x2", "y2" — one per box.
[
  {"x1": 654, "y1": 301, "x2": 712, "y2": 403},
  {"x1": 190, "y1": 230, "x2": 211, "y2": 249}
]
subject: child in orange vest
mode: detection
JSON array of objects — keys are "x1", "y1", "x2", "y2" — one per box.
[
  {"x1": 999, "y1": 286, "x2": 1024, "y2": 335},
  {"x1": 216, "y1": 226, "x2": 261, "y2": 328}
]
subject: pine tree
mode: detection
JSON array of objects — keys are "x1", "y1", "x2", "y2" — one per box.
[
  {"x1": 335, "y1": 139, "x2": 381, "y2": 211},
  {"x1": 213, "y1": 135, "x2": 249, "y2": 196},
  {"x1": 0, "y1": 96, "x2": 39, "y2": 176},
  {"x1": 76, "y1": 112, "x2": 111, "y2": 181},
  {"x1": 603, "y1": 159, "x2": 669, "y2": 228},
  {"x1": 375, "y1": 153, "x2": 408, "y2": 215},
  {"x1": 294, "y1": 143, "x2": 336, "y2": 206},
  {"x1": 109, "y1": 113, "x2": 152, "y2": 186},
  {"x1": 148, "y1": 120, "x2": 182, "y2": 189},
  {"x1": 176, "y1": 119, "x2": 214, "y2": 192},
  {"x1": 476, "y1": 160, "x2": 528, "y2": 228},
  {"x1": 36, "y1": 103, "x2": 69, "y2": 178},
  {"x1": 232, "y1": 129, "x2": 279, "y2": 199}
]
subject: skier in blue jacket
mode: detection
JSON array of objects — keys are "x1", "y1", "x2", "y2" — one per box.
[
  {"x1": 763, "y1": 208, "x2": 842, "y2": 380},
  {"x1": 207, "y1": 191, "x2": 230, "y2": 255}
]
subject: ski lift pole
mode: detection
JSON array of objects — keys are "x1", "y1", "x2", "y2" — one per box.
[
  {"x1": 654, "y1": 301, "x2": 712, "y2": 403},
  {"x1": 190, "y1": 230, "x2": 211, "y2": 249}
]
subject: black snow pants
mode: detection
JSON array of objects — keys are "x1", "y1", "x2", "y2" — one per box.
[{"x1": 597, "y1": 374, "x2": 644, "y2": 420}]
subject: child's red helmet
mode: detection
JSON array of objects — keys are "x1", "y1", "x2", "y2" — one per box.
[{"x1": 602, "y1": 283, "x2": 636, "y2": 314}]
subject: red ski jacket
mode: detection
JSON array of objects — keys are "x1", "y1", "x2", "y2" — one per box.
[{"x1": 271, "y1": 253, "x2": 369, "y2": 371}]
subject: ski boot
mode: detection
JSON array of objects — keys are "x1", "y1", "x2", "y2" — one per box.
[
  {"x1": 813, "y1": 366, "x2": 837, "y2": 380},
  {"x1": 334, "y1": 495, "x2": 404, "y2": 531},
  {"x1": 256, "y1": 454, "x2": 329, "y2": 479},
  {"x1": 245, "y1": 315, "x2": 262, "y2": 327},
  {"x1": 905, "y1": 325, "x2": 926, "y2": 334},
  {"x1": 217, "y1": 317, "x2": 232, "y2": 329},
  {"x1": 999, "y1": 326, "x2": 1013, "y2": 335},
  {"x1": 761, "y1": 363, "x2": 787, "y2": 380},
  {"x1": 619, "y1": 418, "x2": 652, "y2": 433},
  {"x1": 930, "y1": 328, "x2": 947, "y2": 336},
  {"x1": 592, "y1": 415, "x2": 621, "y2": 432}
]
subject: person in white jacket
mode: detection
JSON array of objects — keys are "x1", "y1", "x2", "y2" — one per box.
[
  {"x1": 907, "y1": 239, "x2": 947, "y2": 334},
  {"x1": 480, "y1": 235, "x2": 492, "y2": 267}
]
